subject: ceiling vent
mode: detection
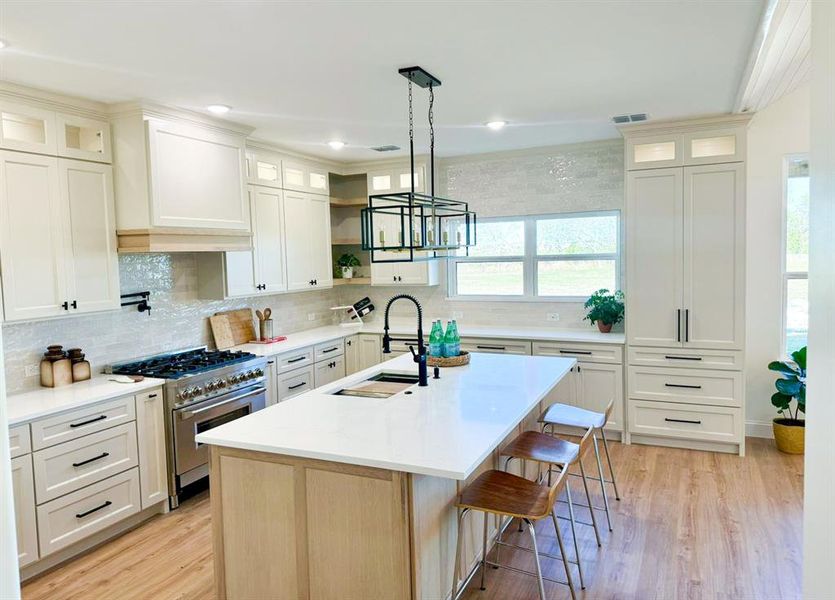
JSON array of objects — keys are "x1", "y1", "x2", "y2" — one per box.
[
  {"x1": 612, "y1": 113, "x2": 648, "y2": 124},
  {"x1": 370, "y1": 144, "x2": 400, "y2": 152}
]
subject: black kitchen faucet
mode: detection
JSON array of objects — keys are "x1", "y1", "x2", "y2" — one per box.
[{"x1": 381, "y1": 294, "x2": 428, "y2": 387}]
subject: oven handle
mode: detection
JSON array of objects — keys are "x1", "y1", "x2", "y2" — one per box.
[{"x1": 176, "y1": 387, "x2": 265, "y2": 420}]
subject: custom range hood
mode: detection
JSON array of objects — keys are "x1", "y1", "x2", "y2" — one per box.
[{"x1": 361, "y1": 66, "x2": 477, "y2": 263}]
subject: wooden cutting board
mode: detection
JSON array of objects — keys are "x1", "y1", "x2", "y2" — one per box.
[{"x1": 210, "y1": 308, "x2": 256, "y2": 349}]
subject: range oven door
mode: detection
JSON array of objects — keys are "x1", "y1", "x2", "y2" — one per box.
[{"x1": 173, "y1": 385, "x2": 266, "y2": 477}]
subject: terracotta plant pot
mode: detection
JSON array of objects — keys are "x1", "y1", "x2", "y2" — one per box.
[
  {"x1": 597, "y1": 322, "x2": 613, "y2": 333},
  {"x1": 772, "y1": 418, "x2": 805, "y2": 454}
]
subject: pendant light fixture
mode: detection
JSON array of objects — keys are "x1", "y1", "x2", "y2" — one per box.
[{"x1": 361, "y1": 66, "x2": 477, "y2": 263}]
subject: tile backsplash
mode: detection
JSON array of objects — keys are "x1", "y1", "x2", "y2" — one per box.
[
  {"x1": 2, "y1": 253, "x2": 338, "y2": 394},
  {"x1": 2, "y1": 139, "x2": 624, "y2": 394}
]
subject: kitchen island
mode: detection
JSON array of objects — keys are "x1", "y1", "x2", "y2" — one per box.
[{"x1": 197, "y1": 352, "x2": 575, "y2": 600}]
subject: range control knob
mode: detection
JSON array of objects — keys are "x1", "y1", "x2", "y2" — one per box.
[
  {"x1": 245, "y1": 370, "x2": 255, "y2": 380},
  {"x1": 217, "y1": 379, "x2": 227, "y2": 388},
  {"x1": 253, "y1": 368, "x2": 264, "y2": 377},
  {"x1": 206, "y1": 380, "x2": 217, "y2": 391},
  {"x1": 190, "y1": 386, "x2": 202, "y2": 397}
]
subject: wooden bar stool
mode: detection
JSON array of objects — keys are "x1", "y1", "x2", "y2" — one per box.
[
  {"x1": 498, "y1": 426, "x2": 601, "y2": 591},
  {"x1": 452, "y1": 466, "x2": 577, "y2": 600},
  {"x1": 539, "y1": 399, "x2": 621, "y2": 532}
]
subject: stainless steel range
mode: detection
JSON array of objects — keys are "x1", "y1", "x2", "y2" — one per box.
[{"x1": 109, "y1": 347, "x2": 268, "y2": 508}]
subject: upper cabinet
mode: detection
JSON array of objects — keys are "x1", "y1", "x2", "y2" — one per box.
[
  {"x1": 284, "y1": 190, "x2": 333, "y2": 290},
  {"x1": 0, "y1": 152, "x2": 120, "y2": 321},
  {"x1": 624, "y1": 121, "x2": 747, "y2": 170},
  {"x1": 367, "y1": 163, "x2": 426, "y2": 195},
  {"x1": 0, "y1": 101, "x2": 58, "y2": 155},
  {"x1": 282, "y1": 159, "x2": 330, "y2": 195},
  {"x1": 56, "y1": 113, "x2": 112, "y2": 163},
  {"x1": 111, "y1": 108, "x2": 253, "y2": 252},
  {"x1": 246, "y1": 147, "x2": 282, "y2": 189}
]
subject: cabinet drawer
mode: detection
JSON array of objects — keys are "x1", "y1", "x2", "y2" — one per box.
[
  {"x1": 37, "y1": 467, "x2": 141, "y2": 556},
  {"x1": 533, "y1": 341, "x2": 622, "y2": 364},
  {"x1": 277, "y1": 365, "x2": 315, "y2": 401},
  {"x1": 627, "y1": 366, "x2": 742, "y2": 408},
  {"x1": 460, "y1": 337, "x2": 531, "y2": 355},
  {"x1": 314, "y1": 339, "x2": 344, "y2": 361},
  {"x1": 33, "y1": 422, "x2": 139, "y2": 504},
  {"x1": 275, "y1": 347, "x2": 314, "y2": 373},
  {"x1": 627, "y1": 346, "x2": 743, "y2": 371},
  {"x1": 31, "y1": 395, "x2": 136, "y2": 450},
  {"x1": 628, "y1": 399, "x2": 742, "y2": 444},
  {"x1": 9, "y1": 423, "x2": 31, "y2": 458}
]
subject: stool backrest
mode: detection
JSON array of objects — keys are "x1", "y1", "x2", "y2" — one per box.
[
  {"x1": 603, "y1": 398, "x2": 615, "y2": 424},
  {"x1": 545, "y1": 458, "x2": 570, "y2": 510},
  {"x1": 572, "y1": 426, "x2": 595, "y2": 463}
]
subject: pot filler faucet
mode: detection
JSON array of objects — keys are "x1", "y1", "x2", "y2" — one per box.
[{"x1": 382, "y1": 294, "x2": 428, "y2": 387}]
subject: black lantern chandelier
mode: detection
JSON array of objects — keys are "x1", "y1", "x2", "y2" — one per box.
[{"x1": 361, "y1": 66, "x2": 477, "y2": 263}]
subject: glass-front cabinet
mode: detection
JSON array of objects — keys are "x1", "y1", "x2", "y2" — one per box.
[
  {"x1": 0, "y1": 102, "x2": 57, "y2": 155},
  {"x1": 56, "y1": 113, "x2": 111, "y2": 163},
  {"x1": 626, "y1": 126, "x2": 746, "y2": 170}
]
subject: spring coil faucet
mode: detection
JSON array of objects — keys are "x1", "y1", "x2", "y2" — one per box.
[{"x1": 382, "y1": 294, "x2": 428, "y2": 387}]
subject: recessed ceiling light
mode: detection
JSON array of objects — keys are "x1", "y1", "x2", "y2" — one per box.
[
  {"x1": 328, "y1": 140, "x2": 345, "y2": 150},
  {"x1": 485, "y1": 120, "x2": 507, "y2": 130},
  {"x1": 207, "y1": 104, "x2": 231, "y2": 115}
]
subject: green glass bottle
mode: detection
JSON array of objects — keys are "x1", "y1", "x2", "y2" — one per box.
[
  {"x1": 443, "y1": 321, "x2": 456, "y2": 357},
  {"x1": 429, "y1": 320, "x2": 443, "y2": 357}
]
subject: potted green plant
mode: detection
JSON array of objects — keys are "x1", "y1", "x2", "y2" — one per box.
[
  {"x1": 336, "y1": 253, "x2": 361, "y2": 279},
  {"x1": 768, "y1": 346, "x2": 806, "y2": 454},
  {"x1": 583, "y1": 289, "x2": 625, "y2": 333}
]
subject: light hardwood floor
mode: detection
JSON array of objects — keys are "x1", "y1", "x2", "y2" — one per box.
[{"x1": 22, "y1": 437, "x2": 803, "y2": 600}]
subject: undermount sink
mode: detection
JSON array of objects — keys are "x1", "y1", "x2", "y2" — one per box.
[{"x1": 332, "y1": 372, "x2": 419, "y2": 398}]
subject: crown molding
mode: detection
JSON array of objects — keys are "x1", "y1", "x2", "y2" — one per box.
[
  {"x1": 617, "y1": 113, "x2": 753, "y2": 138},
  {"x1": 0, "y1": 81, "x2": 109, "y2": 118},
  {"x1": 107, "y1": 101, "x2": 254, "y2": 137}
]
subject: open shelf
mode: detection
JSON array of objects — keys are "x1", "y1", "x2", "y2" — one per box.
[
  {"x1": 333, "y1": 277, "x2": 371, "y2": 286},
  {"x1": 332, "y1": 238, "x2": 362, "y2": 245},
  {"x1": 330, "y1": 197, "x2": 368, "y2": 207}
]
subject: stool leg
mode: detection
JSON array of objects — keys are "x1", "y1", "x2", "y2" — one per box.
[
  {"x1": 480, "y1": 511, "x2": 488, "y2": 590},
  {"x1": 593, "y1": 433, "x2": 613, "y2": 532},
  {"x1": 578, "y1": 458, "x2": 602, "y2": 547},
  {"x1": 601, "y1": 428, "x2": 621, "y2": 501},
  {"x1": 563, "y1": 478, "x2": 585, "y2": 589},
  {"x1": 551, "y1": 509, "x2": 577, "y2": 600},
  {"x1": 524, "y1": 518, "x2": 547, "y2": 600},
  {"x1": 451, "y1": 508, "x2": 469, "y2": 600},
  {"x1": 494, "y1": 514, "x2": 504, "y2": 569}
]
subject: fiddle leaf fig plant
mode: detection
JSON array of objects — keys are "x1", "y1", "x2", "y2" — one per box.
[
  {"x1": 768, "y1": 346, "x2": 806, "y2": 422},
  {"x1": 583, "y1": 289, "x2": 625, "y2": 326}
]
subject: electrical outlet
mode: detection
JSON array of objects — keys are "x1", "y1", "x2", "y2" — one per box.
[
  {"x1": 546, "y1": 313, "x2": 560, "y2": 322},
  {"x1": 452, "y1": 311, "x2": 463, "y2": 319},
  {"x1": 24, "y1": 364, "x2": 40, "y2": 377},
  {"x1": 307, "y1": 313, "x2": 316, "y2": 321}
]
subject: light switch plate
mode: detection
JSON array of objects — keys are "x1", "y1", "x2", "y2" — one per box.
[{"x1": 307, "y1": 313, "x2": 316, "y2": 321}]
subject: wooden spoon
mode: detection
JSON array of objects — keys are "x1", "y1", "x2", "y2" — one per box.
[
  {"x1": 264, "y1": 308, "x2": 272, "y2": 320},
  {"x1": 256, "y1": 309, "x2": 264, "y2": 322}
]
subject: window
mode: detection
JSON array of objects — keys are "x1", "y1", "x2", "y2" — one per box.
[
  {"x1": 449, "y1": 211, "x2": 620, "y2": 300},
  {"x1": 783, "y1": 156, "x2": 809, "y2": 355}
]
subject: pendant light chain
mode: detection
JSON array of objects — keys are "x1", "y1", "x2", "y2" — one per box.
[
  {"x1": 408, "y1": 80, "x2": 414, "y2": 145},
  {"x1": 428, "y1": 83, "x2": 435, "y2": 157}
]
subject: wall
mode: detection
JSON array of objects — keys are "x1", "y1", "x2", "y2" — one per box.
[
  {"x1": 745, "y1": 84, "x2": 810, "y2": 436},
  {"x1": 2, "y1": 254, "x2": 338, "y2": 394},
  {"x1": 341, "y1": 139, "x2": 625, "y2": 328}
]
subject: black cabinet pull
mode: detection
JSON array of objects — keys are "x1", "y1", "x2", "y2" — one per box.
[
  {"x1": 676, "y1": 309, "x2": 681, "y2": 342},
  {"x1": 309, "y1": 280, "x2": 314, "y2": 286},
  {"x1": 346, "y1": 340, "x2": 352, "y2": 346},
  {"x1": 69, "y1": 415, "x2": 107, "y2": 428},
  {"x1": 148, "y1": 393, "x2": 158, "y2": 398},
  {"x1": 393, "y1": 276, "x2": 397, "y2": 282},
  {"x1": 664, "y1": 383, "x2": 702, "y2": 389},
  {"x1": 313, "y1": 279, "x2": 318, "y2": 286},
  {"x1": 72, "y1": 452, "x2": 110, "y2": 468},
  {"x1": 287, "y1": 356, "x2": 306, "y2": 364},
  {"x1": 62, "y1": 301, "x2": 69, "y2": 310},
  {"x1": 288, "y1": 382, "x2": 307, "y2": 390},
  {"x1": 665, "y1": 355, "x2": 702, "y2": 361},
  {"x1": 559, "y1": 350, "x2": 592, "y2": 355},
  {"x1": 321, "y1": 347, "x2": 338, "y2": 354},
  {"x1": 476, "y1": 345, "x2": 506, "y2": 351},
  {"x1": 665, "y1": 417, "x2": 702, "y2": 425},
  {"x1": 71, "y1": 300, "x2": 78, "y2": 309},
  {"x1": 76, "y1": 500, "x2": 112, "y2": 519},
  {"x1": 685, "y1": 309, "x2": 690, "y2": 342}
]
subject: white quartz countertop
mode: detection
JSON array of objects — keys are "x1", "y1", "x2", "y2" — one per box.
[
  {"x1": 196, "y1": 352, "x2": 575, "y2": 479},
  {"x1": 232, "y1": 321, "x2": 623, "y2": 357},
  {"x1": 7, "y1": 376, "x2": 166, "y2": 425}
]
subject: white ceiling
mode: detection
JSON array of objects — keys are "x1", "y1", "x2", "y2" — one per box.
[{"x1": 0, "y1": 1, "x2": 764, "y2": 162}]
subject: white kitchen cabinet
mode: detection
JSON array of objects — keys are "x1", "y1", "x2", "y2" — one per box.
[
  {"x1": 625, "y1": 126, "x2": 746, "y2": 171},
  {"x1": 282, "y1": 159, "x2": 330, "y2": 195},
  {"x1": 246, "y1": 147, "x2": 282, "y2": 188},
  {"x1": 284, "y1": 190, "x2": 333, "y2": 291},
  {"x1": 135, "y1": 388, "x2": 167, "y2": 509},
  {"x1": 460, "y1": 337, "x2": 532, "y2": 355},
  {"x1": 367, "y1": 164, "x2": 426, "y2": 195},
  {"x1": 626, "y1": 162, "x2": 744, "y2": 350},
  {"x1": 345, "y1": 335, "x2": 360, "y2": 375},
  {"x1": 277, "y1": 365, "x2": 315, "y2": 401},
  {"x1": 0, "y1": 153, "x2": 119, "y2": 321},
  {"x1": 0, "y1": 101, "x2": 57, "y2": 155},
  {"x1": 371, "y1": 259, "x2": 439, "y2": 286},
  {"x1": 266, "y1": 359, "x2": 279, "y2": 406},
  {"x1": 314, "y1": 355, "x2": 346, "y2": 388},
  {"x1": 626, "y1": 134, "x2": 682, "y2": 171},
  {"x1": 358, "y1": 334, "x2": 383, "y2": 371},
  {"x1": 11, "y1": 454, "x2": 39, "y2": 568},
  {"x1": 56, "y1": 113, "x2": 111, "y2": 163}
]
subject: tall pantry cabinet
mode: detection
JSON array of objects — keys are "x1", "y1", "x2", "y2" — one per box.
[{"x1": 621, "y1": 116, "x2": 749, "y2": 455}]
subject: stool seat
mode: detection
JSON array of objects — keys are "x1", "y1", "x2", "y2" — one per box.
[
  {"x1": 458, "y1": 470, "x2": 552, "y2": 520},
  {"x1": 539, "y1": 403, "x2": 606, "y2": 429},
  {"x1": 501, "y1": 430, "x2": 580, "y2": 466}
]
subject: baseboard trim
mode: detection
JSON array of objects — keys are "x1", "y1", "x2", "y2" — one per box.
[{"x1": 746, "y1": 420, "x2": 774, "y2": 439}]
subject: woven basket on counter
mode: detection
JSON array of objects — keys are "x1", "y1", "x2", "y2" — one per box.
[{"x1": 427, "y1": 351, "x2": 470, "y2": 368}]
